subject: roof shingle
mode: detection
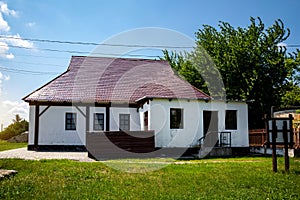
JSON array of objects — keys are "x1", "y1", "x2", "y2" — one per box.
[{"x1": 23, "y1": 56, "x2": 210, "y2": 104}]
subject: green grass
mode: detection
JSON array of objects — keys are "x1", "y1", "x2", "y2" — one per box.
[
  {"x1": 0, "y1": 157, "x2": 299, "y2": 199},
  {"x1": 0, "y1": 140, "x2": 27, "y2": 151}
]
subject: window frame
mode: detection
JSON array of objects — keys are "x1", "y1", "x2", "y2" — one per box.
[
  {"x1": 93, "y1": 113, "x2": 104, "y2": 131},
  {"x1": 225, "y1": 110, "x2": 237, "y2": 130},
  {"x1": 119, "y1": 114, "x2": 130, "y2": 131},
  {"x1": 65, "y1": 112, "x2": 77, "y2": 131},
  {"x1": 170, "y1": 108, "x2": 184, "y2": 129}
]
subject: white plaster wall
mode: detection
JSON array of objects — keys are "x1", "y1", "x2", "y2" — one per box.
[
  {"x1": 28, "y1": 101, "x2": 248, "y2": 148},
  {"x1": 224, "y1": 102, "x2": 249, "y2": 147},
  {"x1": 149, "y1": 99, "x2": 202, "y2": 148},
  {"x1": 149, "y1": 99, "x2": 249, "y2": 148},
  {"x1": 28, "y1": 105, "x2": 35, "y2": 145},
  {"x1": 28, "y1": 105, "x2": 142, "y2": 146},
  {"x1": 38, "y1": 106, "x2": 86, "y2": 145},
  {"x1": 110, "y1": 107, "x2": 141, "y2": 131}
]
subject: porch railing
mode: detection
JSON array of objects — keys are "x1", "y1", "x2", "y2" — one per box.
[
  {"x1": 198, "y1": 131, "x2": 232, "y2": 148},
  {"x1": 86, "y1": 130, "x2": 155, "y2": 159}
]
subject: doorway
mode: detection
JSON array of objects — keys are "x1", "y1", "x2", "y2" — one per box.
[{"x1": 203, "y1": 111, "x2": 219, "y2": 147}]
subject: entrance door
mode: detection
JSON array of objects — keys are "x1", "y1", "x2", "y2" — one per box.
[
  {"x1": 203, "y1": 111, "x2": 219, "y2": 147},
  {"x1": 144, "y1": 111, "x2": 148, "y2": 131}
]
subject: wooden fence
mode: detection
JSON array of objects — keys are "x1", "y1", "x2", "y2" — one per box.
[
  {"x1": 249, "y1": 129, "x2": 300, "y2": 149},
  {"x1": 249, "y1": 129, "x2": 267, "y2": 147},
  {"x1": 86, "y1": 131, "x2": 155, "y2": 159}
]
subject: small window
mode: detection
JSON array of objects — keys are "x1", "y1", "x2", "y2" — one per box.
[
  {"x1": 94, "y1": 113, "x2": 104, "y2": 131},
  {"x1": 119, "y1": 114, "x2": 130, "y2": 131},
  {"x1": 225, "y1": 110, "x2": 237, "y2": 130},
  {"x1": 170, "y1": 108, "x2": 183, "y2": 129},
  {"x1": 65, "y1": 113, "x2": 76, "y2": 130}
]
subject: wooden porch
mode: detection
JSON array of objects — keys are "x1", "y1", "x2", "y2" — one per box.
[{"x1": 86, "y1": 130, "x2": 155, "y2": 160}]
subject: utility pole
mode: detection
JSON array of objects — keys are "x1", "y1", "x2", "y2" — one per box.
[{"x1": 1, "y1": 123, "x2": 3, "y2": 132}]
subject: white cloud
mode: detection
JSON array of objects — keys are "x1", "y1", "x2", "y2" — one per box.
[
  {"x1": 0, "y1": 41, "x2": 8, "y2": 51},
  {"x1": 0, "y1": 41, "x2": 13, "y2": 58},
  {"x1": 3, "y1": 34, "x2": 34, "y2": 48},
  {"x1": 0, "y1": 71, "x2": 10, "y2": 80},
  {"x1": 0, "y1": 71, "x2": 10, "y2": 95},
  {"x1": 2, "y1": 100, "x2": 19, "y2": 107},
  {"x1": 7, "y1": 102, "x2": 28, "y2": 115},
  {"x1": 0, "y1": 1, "x2": 18, "y2": 17},
  {"x1": 0, "y1": 1, "x2": 18, "y2": 32},
  {"x1": 5, "y1": 52, "x2": 14, "y2": 59},
  {"x1": 2, "y1": 100, "x2": 29, "y2": 115},
  {"x1": 0, "y1": 34, "x2": 34, "y2": 59},
  {"x1": 0, "y1": 2, "x2": 33, "y2": 59},
  {"x1": 0, "y1": 12, "x2": 9, "y2": 31},
  {"x1": 26, "y1": 22, "x2": 36, "y2": 28},
  {"x1": 0, "y1": 100, "x2": 29, "y2": 127}
]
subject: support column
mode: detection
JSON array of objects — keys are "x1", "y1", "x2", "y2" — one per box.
[
  {"x1": 34, "y1": 104, "x2": 40, "y2": 150},
  {"x1": 86, "y1": 106, "x2": 90, "y2": 133},
  {"x1": 106, "y1": 104, "x2": 110, "y2": 131}
]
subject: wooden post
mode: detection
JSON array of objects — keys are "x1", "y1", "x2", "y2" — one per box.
[
  {"x1": 265, "y1": 114, "x2": 270, "y2": 148},
  {"x1": 34, "y1": 104, "x2": 40, "y2": 150},
  {"x1": 272, "y1": 120, "x2": 277, "y2": 172},
  {"x1": 106, "y1": 104, "x2": 110, "y2": 131},
  {"x1": 86, "y1": 106, "x2": 90, "y2": 133},
  {"x1": 289, "y1": 114, "x2": 294, "y2": 148},
  {"x1": 283, "y1": 121, "x2": 289, "y2": 172}
]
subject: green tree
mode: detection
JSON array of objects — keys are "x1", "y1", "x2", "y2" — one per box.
[
  {"x1": 281, "y1": 85, "x2": 300, "y2": 107},
  {"x1": 0, "y1": 115, "x2": 29, "y2": 140},
  {"x1": 163, "y1": 17, "x2": 300, "y2": 128},
  {"x1": 13, "y1": 114, "x2": 22, "y2": 123}
]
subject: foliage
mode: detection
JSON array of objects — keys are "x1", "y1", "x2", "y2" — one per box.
[
  {"x1": 0, "y1": 115, "x2": 29, "y2": 140},
  {"x1": 163, "y1": 50, "x2": 208, "y2": 93},
  {"x1": 163, "y1": 17, "x2": 300, "y2": 128},
  {"x1": 281, "y1": 51, "x2": 300, "y2": 108},
  {"x1": 0, "y1": 157, "x2": 299, "y2": 199},
  {"x1": 0, "y1": 140, "x2": 27, "y2": 151},
  {"x1": 281, "y1": 85, "x2": 300, "y2": 107}
]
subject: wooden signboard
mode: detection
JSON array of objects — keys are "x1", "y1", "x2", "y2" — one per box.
[{"x1": 265, "y1": 114, "x2": 294, "y2": 172}]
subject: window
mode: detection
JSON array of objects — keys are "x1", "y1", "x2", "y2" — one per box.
[
  {"x1": 119, "y1": 114, "x2": 130, "y2": 131},
  {"x1": 225, "y1": 110, "x2": 237, "y2": 130},
  {"x1": 65, "y1": 113, "x2": 76, "y2": 130},
  {"x1": 94, "y1": 113, "x2": 104, "y2": 131},
  {"x1": 170, "y1": 108, "x2": 183, "y2": 129}
]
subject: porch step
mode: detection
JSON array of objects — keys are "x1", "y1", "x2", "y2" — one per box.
[{"x1": 197, "y1": 147, "x2": 233, "y2": 158}]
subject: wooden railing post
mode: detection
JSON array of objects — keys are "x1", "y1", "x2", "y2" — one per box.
[
  {"x1": 283, "y1": 121, "x2": 289, "y2": 172},
  {"x1": 271, "y1": 120, "x2": 277, "y2": 173}
]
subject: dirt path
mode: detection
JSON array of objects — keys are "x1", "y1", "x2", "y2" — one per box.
[{"x1": 0, "y1": 147, "x2": 94, "y2": 162}]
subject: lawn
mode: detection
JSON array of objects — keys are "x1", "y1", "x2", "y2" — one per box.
[
  {"x1": 0, "y1": 140, "x2": 27, "y2": 151},
  {"x1": 0, "y1": 157, "x2": 300, "y2": 199}
]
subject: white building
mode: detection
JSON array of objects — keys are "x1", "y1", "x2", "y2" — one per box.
[{"x1": 23, "y1": 56, "x2": 249, "y2": 157}]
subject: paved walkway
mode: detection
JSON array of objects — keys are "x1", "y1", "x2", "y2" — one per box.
[{"x1": 0, "y1": 148, "x2": 95, "y2": 162}]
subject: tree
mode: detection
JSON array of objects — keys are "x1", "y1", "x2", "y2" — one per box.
[
  {"x1": 13, "y1": 114, "x2": 22, "y2": 123},
  {"x1": 281, "y1": 85, "x2": 300, "y2": 107},
  {"x1": 163, "y1": 17, "x2": 300, "y2": 128},
  {"x1": 0, "y1": 115, "x2": 29, "y2": 140}
]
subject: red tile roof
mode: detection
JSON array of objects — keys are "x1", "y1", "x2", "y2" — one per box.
[{"x1": 23, "y1": 56, "x2": 210, "y2": 104}]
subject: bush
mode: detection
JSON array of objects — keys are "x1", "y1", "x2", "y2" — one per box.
[{"x1": 0, "y1": 120, "x2": 29, "y2": 140}]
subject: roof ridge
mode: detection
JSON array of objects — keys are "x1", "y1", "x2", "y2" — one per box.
[{"x1": 70, "y1": 55, "x2": 167, "y2": 62}]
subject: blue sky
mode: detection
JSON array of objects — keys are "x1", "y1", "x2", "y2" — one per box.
[{"x1": 0, "y1": 0, "x2": 299, "y2": 127}]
